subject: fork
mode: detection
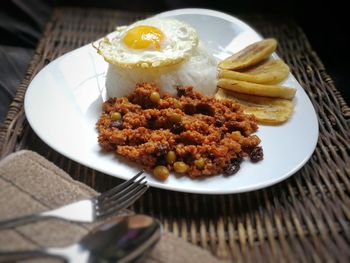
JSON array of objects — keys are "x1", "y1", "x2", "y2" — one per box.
[{"x1": 0, "y1": 171, "x2": 147, "y2": 229}]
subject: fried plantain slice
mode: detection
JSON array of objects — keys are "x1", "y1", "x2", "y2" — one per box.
[
  {"x1": 217, "y1": 78, "x2": 296, "y2": 100},
  {"x1": 218, "y1": 59, "x2": 290, "y2": 84},
  {"x1": 219, "y1": 39, "x2": 277, "y2": 70},
  {"x1": 215, "y1": 88, "x2": 294, "y2": 124}
]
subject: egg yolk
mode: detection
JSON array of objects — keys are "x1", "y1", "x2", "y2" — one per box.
[{"x1": 123, "y1": 25, "x2": 164, "y2": 50}]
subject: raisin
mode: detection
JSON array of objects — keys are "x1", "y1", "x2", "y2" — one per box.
[
  {"x1": 147, "y1": 116, "x2": 157, "y2": 129},
  {"x1": 182, "y1": 152, "x2": 194, "y2": 163},
  {"x1": 225, "y1": 122, "x2": 244, "y2": 133},
  {"x1": 250, "y1": 146, "x2": 263, "y2": 162},
  {"x1": 215, "y1": 118, "x2": 224, "y2": 127},
  {"x1": 208, "y1": 152, "x2": 215, "y2": 160},
  {"x1": 110, "y1": 120, "x2": 123, "y2": 129},
  {"x1": 183, "y1": 104, "x2": 196, "y2": 115},
  {"x1": 171, "y1": 122, "x2": 185, "y2": 134},
  {"x1": 225, "y1": 122, "x2": 235, "y2": 132},
  {"x1": 156, "y1": 155, "x2": 167, "y2": 166},
  {"x1": 196, "y1": 103, "x2": 215, "y2": 116},
  {"x1": 220, "y1": 132, "x2": 225, "y2": 139},
  {"x1": 224, "y1": 157, "x2": 242, "y2": 176},
  {"x1": 176, "y1": 86, "x2": 187, "y2": 97},
  {"x1": 155, "y1": 144, "x2": 168, "y2": 156}
]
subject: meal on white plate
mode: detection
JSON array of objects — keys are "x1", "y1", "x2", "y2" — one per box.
[{"x1": 95, "y1": 17, "x2": 296, "y2": 180}]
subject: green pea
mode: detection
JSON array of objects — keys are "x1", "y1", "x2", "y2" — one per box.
[
  {"x1": 169, "y1": 113, "x2": 181, "y2": 123},
  {"x1": 111, "y1": 112, "x2": 122, "y2": 121},
  {"x1": 166, "y1": 151, "x2": 177, "y2": 164},
  {"x1": 173, "y1": 161, "x2": 188, "y2": 173},
  {"x1": 194, "y1": 158, "x2": 205, "y2": 170},
  {"x1": 153, "y1": 166, "x2": 169, "y2": 180},
  {"x1": 149, "y1": 92, "x2": 161, "y2": 103}
]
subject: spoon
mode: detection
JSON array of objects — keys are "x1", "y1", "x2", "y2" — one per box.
[{"x1": 0, "y1": 214, "x2": 161, "y2": 262}]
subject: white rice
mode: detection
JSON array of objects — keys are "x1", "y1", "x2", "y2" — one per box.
[{"x1": 105, "y1": 42, "x2": 218, "y2": 98}]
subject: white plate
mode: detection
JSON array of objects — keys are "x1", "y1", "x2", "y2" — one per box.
[{"x1": 24, "y1": 8, "x2": 319, "y2": 194}]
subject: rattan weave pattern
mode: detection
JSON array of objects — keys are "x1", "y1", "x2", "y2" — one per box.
[{"x1": 0, "y1": 7, "x2": 349, "y2": 262}]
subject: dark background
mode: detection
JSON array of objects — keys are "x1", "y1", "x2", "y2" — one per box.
[{"x1": 0, "y1": 0, "x2": 348, "y2": 124}]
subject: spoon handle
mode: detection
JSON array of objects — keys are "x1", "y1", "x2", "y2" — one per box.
[{"x1": 0, "y1": 249, "x2": 65, "y2": 262}]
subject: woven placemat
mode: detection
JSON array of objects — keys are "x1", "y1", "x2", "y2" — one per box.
[{"x1": 0, "y1": 7, "x2": 349, "y2": 262}]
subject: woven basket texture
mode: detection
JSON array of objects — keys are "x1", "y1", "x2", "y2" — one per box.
[{"x1": 0, "y1": 7, "x2": 349, "y2": 262}]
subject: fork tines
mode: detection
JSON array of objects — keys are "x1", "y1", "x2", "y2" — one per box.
[
  {"x1": 95, "y1": 171, "x2": 148, "y2": 219},
  {"x1": 98, "y1": 171, "x2": 146, "y2": 200}
]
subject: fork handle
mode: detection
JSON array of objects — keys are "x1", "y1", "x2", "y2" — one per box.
[{"x1": 0, "y1": 213, "x2": 45, "y2": 229}]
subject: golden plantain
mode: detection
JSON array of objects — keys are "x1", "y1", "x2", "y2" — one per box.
[
  {"x1": 219, "y1": 39, "x2": 277, "y2": 70},
  {"x1": 218, "y1": 59, "x2": 290, "y2": 84},
  {"x1": 215, "y1": 88, "x2": 294, "y2": 125},
  {"x1": 217, "y1": 78, "x2": 296, "y2": 100}
]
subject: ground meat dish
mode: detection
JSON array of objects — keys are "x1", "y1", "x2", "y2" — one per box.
[{"x1": 97, "y1": 83, "x2": 263, "y2": 179}]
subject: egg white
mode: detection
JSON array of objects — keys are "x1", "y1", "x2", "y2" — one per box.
[
  {"x1": 97, "y1": 18, "x2": 199, "y2": 68},
  {"x1": 105, "y1": 42, "x2": 218, "y2": 99}
]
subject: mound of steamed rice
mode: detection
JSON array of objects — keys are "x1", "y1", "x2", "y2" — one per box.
[{"x1": 105, "y1": 42, "x2": 218, "y2": 98}]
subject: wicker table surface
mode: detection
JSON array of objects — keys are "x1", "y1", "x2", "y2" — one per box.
[{"x1": 0, "y1": 7, "x2": 349, "y2": 262}]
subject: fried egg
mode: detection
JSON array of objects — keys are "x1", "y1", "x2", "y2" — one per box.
[{"x1": 97, "y1": 18, "x2": 199, "y2": 68}]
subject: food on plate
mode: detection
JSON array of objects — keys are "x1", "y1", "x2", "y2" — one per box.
[
  {"x1": 218, "y1": 59, "x2": 290, "y2": 84},
  {"x1": 215, "y1": 89, "x2": 294, "y2": 124},
  {"x1": 218, "y1": 38, "x2": 277, "y2": 70},
  {"x1": 97, "y1": 18, "x2": 198, "y2": 68},
  {"x1": 217, "y1": 78, "x2": 296, "y2": 100},
  {"x1": 96, "y1": 83, "x2": 263, "y2": 180},
  {"x1": 97, "y1": 18, "x2": 217, "y2": 98},
  {"x1": 216, "y1": 38, "x2": 296, "y2": 124}
]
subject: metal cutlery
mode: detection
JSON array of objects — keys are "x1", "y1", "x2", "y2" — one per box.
[
  {"x1": 0, "y1": 214, "x2": 161, "y2": 262},
  {"x1": 0, "y1": 171, "x2": 147, "y2": 229}
]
